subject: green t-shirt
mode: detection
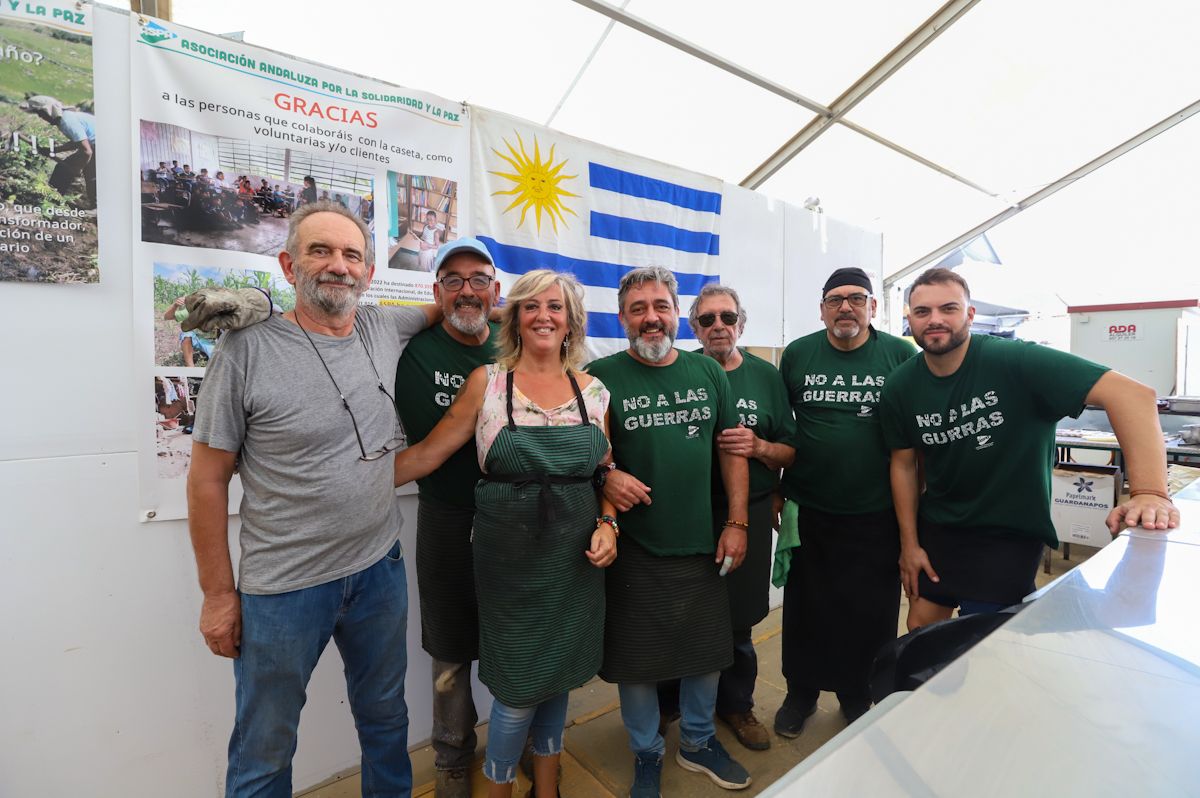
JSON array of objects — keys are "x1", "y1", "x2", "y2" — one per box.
[
  {"x1": 780, "y1": 328, "x2": 916, "y2": 514},
  {"x1": 694, "y1": 349, "x2": 797, "y2": 502},
  {"x1": 588, "y1": 349, "x2": 740, "y2": 556},
  {"x1": 393, "y1": 322, "x2": 498, "y2": 507},
  {"x1": 879, "y1": 334, "x2": 1109, "y2": 546}
]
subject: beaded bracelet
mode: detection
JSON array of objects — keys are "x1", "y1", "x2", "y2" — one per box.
[
  {"x1": 596, "y1": 514, "x2": 620, "y2": 537},
  {"x1": 724, "y1": 519, "x2": 750, "y2": 530}
]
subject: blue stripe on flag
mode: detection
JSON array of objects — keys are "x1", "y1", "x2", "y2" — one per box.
[
  {"x1": 590, "y1": 212, "x2": 720, "y2": 256},
  {"x1": 476, "y1": 237, "x2": 718, "y2": 296},
  {"x1": 589, "y1": 163, "x2": 722, "y2": 214},
  {"x1": 587, "y1": 312, "x2": 696, "y2": 341}
]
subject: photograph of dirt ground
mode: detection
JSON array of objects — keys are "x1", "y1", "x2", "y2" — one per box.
[
  {"x1": 0, "y1": 15, "x2": 98, "y2": 283},
  {"x1": 139, "y1": 120, "x2": 372, "y2": 256},
  {"x1": 152, "y1": 262, "x2": 295, "y2": 367}
]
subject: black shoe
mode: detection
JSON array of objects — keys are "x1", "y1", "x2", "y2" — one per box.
[
  {"x1": 837, "y1": 692, "x2": 872, "y2": 723},
  {"x1": 773, "y1": 694, "x2": 818, "y2": 738}
]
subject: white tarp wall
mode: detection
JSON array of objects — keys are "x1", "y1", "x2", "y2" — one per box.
[{"x1": 0, "y1": 6, "x2": 881, "y2": 797}]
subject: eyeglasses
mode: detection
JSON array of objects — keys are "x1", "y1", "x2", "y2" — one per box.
[
  {"x1": 437, "y1": 273, "x2": 494, "y2": 292},
  {"x1": 294, "y1": 315, "x2": 407, "y2": 462},
  {"x1": 696, "y1": 311, "x2": 739, "y2": 328},
  {"x1": 822, "y1": 292, "x2": 871, "y2": 309}
]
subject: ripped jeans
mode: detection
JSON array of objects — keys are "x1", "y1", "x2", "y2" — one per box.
[{"x1": 482, "y1": 691, "x2": 569, "y2": 784}]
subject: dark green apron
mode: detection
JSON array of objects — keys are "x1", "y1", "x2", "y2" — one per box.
[{"x1": 473, "y1": 370, "x2": 610, "y2": 708}]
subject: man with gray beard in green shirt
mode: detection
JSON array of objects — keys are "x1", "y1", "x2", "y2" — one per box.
[{"x1": 775, "y1": 267, "x2": 916, "y2": 737}]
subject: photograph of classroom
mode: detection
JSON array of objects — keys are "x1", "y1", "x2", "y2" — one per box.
[
  {"x1": 139, "y1": 120, "x2": 374, "y2": 256},
  {"x1": 387, "y1": 172, "x2": 457, "y2": 271}
]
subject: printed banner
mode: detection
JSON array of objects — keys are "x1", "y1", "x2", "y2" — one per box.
[
  {"x1": 130, "y1": 15, "x2": 470, "y2": 521},
  {"x1": 0, "y1": 0, "x2": 96, "y2": 283},
  {"x1": 472, "y1": 108, "x2": 721, "y2": 359}
]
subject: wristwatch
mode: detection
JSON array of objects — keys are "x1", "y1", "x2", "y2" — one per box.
[{"x1": 593, "y1": 461, "x2": 616, "y2": 491}]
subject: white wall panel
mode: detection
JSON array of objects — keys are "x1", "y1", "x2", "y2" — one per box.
[
  {"x1": 783, "y1": 206, "x2": 883, "y2": 344},
  {"x1": 719, "y1": 184, "x2": 785, "y2": 347}
]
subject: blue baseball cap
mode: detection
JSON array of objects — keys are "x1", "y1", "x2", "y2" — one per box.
[{"x1": 433, "y1": 237, "x2": 494, "y2": 273}]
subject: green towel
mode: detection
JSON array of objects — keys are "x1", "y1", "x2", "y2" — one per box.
[{"x1": 772, "y1": 499, "x2": 801, "y2": 588}]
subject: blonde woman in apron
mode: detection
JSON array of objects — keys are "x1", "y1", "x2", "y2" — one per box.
[{"x1": 395, "y1": 269, "x2": 618, "y2": 798}]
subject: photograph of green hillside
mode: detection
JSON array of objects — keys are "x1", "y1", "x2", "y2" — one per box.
[{"x1": 0, "y1": 13, "x2": 97, "y2": 283}]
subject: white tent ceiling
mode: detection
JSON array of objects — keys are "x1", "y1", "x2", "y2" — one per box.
[{"x1": 132, "y1": 0, "x2": 1200, "y2": 326}]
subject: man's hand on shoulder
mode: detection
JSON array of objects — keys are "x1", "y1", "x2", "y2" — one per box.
[
  {"x1": 200, "y1": 589, "x2": 242, "y2": 658},
  {"x1": 182, "y1": 287, "x2": 273, "y2": 333}
]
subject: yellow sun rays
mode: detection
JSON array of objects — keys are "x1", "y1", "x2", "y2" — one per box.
[{"x1": 490, "y1": 132, "x2": 579, "y2": 234}]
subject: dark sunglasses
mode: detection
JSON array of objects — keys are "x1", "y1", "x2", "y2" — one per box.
[{"x1": 696, "y1": 311, "x2": 739, "y2": 328}]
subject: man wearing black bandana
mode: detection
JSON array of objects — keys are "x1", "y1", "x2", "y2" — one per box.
[{"x1": 774, "y1": 267, "x2": 917, "y2": 735}]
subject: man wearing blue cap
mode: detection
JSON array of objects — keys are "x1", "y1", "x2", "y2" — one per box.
[{"x1": 394, "y1": 237, "x2": 500, "y2": 798}]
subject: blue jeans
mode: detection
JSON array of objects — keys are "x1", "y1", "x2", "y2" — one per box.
[
  {"x1": 482, "y1": 691, "x2": 569, "y2": 784},
  {"x1": 227, "y1": 540, "x2": 411, "y2": 798},
  {"x1": 179, "y1": 330, "x2": 217, "y2": 359},
  {"x1": 619, "y1": 672, "x2": 720, "y2": 756},
  {"x1": 716, "y1": 628, "x2": 757, "y2": 715}
]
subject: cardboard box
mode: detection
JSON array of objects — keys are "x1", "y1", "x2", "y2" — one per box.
[{"x1": 1050, "y1": 463, "x2": 1121, "y2": 548}]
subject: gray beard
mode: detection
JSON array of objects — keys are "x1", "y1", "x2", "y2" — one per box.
[
  {"x1": 296, "y1": 270, "x2": 362, "y2": 317},
  {"x1": 831, "y1": 322, "x2": 861, "y2": 339},
  {"x1": 631, "y1": 333, "x2": 675, "y2": 363},
  {"x1": 446, "y1": 298, "x2": 487, "y2": 336},
  {"x1": 447, "y1": 308, "x2": 488, "y2": 336}
]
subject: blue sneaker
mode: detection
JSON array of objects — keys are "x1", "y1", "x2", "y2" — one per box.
[
  {"x1": 630, "y1": 751, "x2": 663, "y2": 798},
  {"x1": 676, "y1": 736, "x2": 752, "y2": 790}
]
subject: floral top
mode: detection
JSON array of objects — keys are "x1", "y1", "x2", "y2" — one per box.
[{"x1": 476, "y1": 364, "x2": 611, "y2": 471}]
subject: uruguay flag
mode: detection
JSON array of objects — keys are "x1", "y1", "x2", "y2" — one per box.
[{"x1": 472, "y1": 109, "x2": 722, "y2": 359}]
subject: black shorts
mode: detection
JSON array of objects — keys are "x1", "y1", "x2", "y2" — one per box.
[{"x1": 917, "y1": 518, "x2": 1044, "y2": 609}]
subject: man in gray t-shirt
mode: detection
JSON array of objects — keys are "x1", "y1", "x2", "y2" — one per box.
[{"x1": 187, "y1": 201, "x2": 436, "y2": 797}]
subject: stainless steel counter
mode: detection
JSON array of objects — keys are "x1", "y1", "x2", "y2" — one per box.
[{"x1": 762, "y1": 500, "x2": 1200, "y2": 797}]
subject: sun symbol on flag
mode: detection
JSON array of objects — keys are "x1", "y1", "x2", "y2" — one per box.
[{"x1": 490, "y1": 132, "x2": 579, "y2": 234}]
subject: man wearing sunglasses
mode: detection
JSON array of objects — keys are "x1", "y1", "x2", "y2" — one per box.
[
  {"x1": 186, "y1": 201, "x2": 442, "y2": 797},
  {"x1": 393, "y1": 237, "x2": 500, "y2": 798},
  {"x1": 774, "y1": 267, "x2": 917, "y2": 737},
  {"x1": 654, "y1": 285, "x2": 796, "y2": 753}
]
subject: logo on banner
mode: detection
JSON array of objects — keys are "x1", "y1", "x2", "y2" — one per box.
[
  {"x1": 490, "y1": 134, "x2": 579, "y2": 234},
  {"x1": 138, "y1": 20, "x2": 177, "y2": 45}
]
